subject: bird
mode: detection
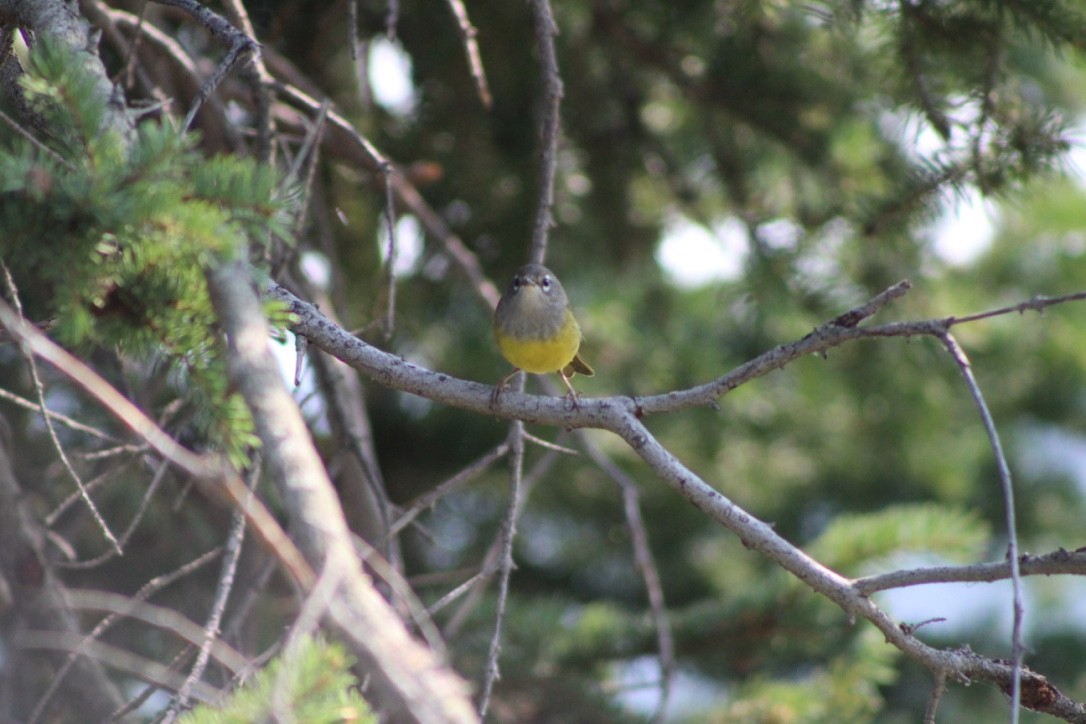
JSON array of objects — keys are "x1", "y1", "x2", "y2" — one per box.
[{"x1": 492, "y1": 263, "x2": 593, "y2": 404}]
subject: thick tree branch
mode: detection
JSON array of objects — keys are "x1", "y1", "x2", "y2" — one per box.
[{"x1": 208, "y1": 262, "x2": 477, "y2": 723}]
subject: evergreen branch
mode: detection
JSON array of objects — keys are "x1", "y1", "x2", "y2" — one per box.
[
  {"x1": 973, "y1": 0, "x2": 1086, "y2": 50},
  {"x1": 898, "y1": 0, "x2": 951, "y2": 141}
]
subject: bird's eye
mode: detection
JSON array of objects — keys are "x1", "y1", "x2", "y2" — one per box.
[
  {"x1": 541, "y1": 276, "x2": 552, "y2": 290},
  {"x1": 512, "y1": 276, "x2": 521, "y2": 289}
]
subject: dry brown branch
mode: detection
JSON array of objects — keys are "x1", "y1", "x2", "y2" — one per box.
[
  {"x1": 27, "y1": 548, "x2": 222, "y2": 723},
  {"x1": 17, "y1": 629, "x2": 219, "y2": 702},
  {"x1": 65, "y1": 589, "x2": 248, "y2": 673},
  {"x1": 1, "y1": 265, "x2": 121, "y2": 555},
  {"x1": 0, "y1": 431, "x2": 126, "y2": 721},
  {"x1": 444, "y1": 0, "x2": 492, "y2": 109}
]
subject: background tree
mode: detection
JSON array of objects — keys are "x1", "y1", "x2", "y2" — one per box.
[{"x1": 1, "y1": 0, "x2": 1086, "y2": 722}]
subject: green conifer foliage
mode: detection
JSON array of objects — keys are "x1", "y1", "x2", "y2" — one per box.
[{"x1": 0, "y1": 40, "x2": 292, "y2": 467}]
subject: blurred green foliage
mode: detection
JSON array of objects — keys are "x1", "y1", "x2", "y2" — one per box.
[
  {"x1": 3, "y1": 1, "x2": 1086, "y2": 721},
  {"x1": 330, "y1": 1, "x2": 1086, "y2": 720},
  {"x1": 179, "y1": 638, "x2": 373, "y2": 724}
]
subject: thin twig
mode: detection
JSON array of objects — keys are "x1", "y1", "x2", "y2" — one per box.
[
  {"x1": 351, "y1": 533, "x2": 448, "y2": 658},
  {"x1": 925, "y1": 672, "x2": 948, "y2": 724},
  {"x1": 45, "y1": 465, "x2": 129, "y2": 527},
  {"x1": 78, "y1": 443, "x2": 150, "y2": 460},
  {"x1": 273, "y1": 80, "x2": 502, "y2": 308},
  {"x1": 577, "y1": 431, "x2": 674, "y2": 722},
  {"x1": 180, "y1": 37, "x2": 256, "y2": 134},
  {"x1": 427, "y1": 560, "x2": 502, "y2": 616},
  {"x1": 523, "y1": 431, "x2": 579, "y2": 455},
  {"x1": 286, "y1": 99, "x2": 329, "y2": 235},
  {"x1": 27, "y1": 547, "x2": 222, "y2": 724},
  {"x1": 57, "y1": 457, "x2": 170, "y2": 569},
  {"x1": 303, "y1": 328, "x2": 397, "y2": 565},
  {"x1": 938, "y1": 331, "x2": 1024, "y2": 722},
  {"x1": 64, "y1": 590, "x2": 248, "y2": 673},
  {"x1": 0, "y1": 386, "x2": 122, "y2": 442},
  {"x1": 221, "y1": 554, "x2": 278, "y2": 645},
  {"x1": 388, "y1": 442, "x2": 509, "y2": 538},
  {"x1": 284, "y1": 555, "x2": 344, "y2": 652},
  {"x1": 348, "y1": 0, "x2": 361, "y2": 60},
  {"x1": 110, "y1": 646, "x2": 197, "y2": 721},
  {"x1": 17, "y1": 631, "x2": 219, "y2": 703},
  {"x1": 149, "y1": 0, "x2": 259, "y2": 134},
  {"x1": 0, "y1": 264, "x2": 121, "y2": 554},
  {"x1": 220, "y1": 0, "x2": 276, "y2": 163},
  {"x1": 385, "y1": 0, "x2": 400, "y2": 40},
  {"x1": 381, "y1": 162, "x2": 398, "y2": 337},
  {"x1": 527, "y1": 0, "x2": 563, "y2": 263},
  {"x1": 0, "y1": 107, "x2": 73, "y2": 167},
  {"x1": 163, "y1": 473, "x2": 252, "y2": 722},
  {"x1": 854, "y1": 548, "x2": 1086, "y2": 594},
  {"x1": 478, "y1": 425, "x2": 525, "y2": 717},
  {"x1": 443, "y1": 0, "x2": 492, "y2": 109}
]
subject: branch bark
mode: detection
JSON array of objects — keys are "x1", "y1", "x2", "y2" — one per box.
[
  {"x1": 208, "y1": 262, "x2": 477, "y2": 723},
  {"x1": 272, "y1": 279, "x2": 1086, "y2": 721}
]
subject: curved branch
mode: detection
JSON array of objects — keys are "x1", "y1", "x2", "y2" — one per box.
[{"x1": 273, "y1": 280, "x2": 1086, "y2": 720}]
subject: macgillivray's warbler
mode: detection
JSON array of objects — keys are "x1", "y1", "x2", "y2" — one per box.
[{"x1": 492, "y1": 263, "x2": 593, "y2": 403}]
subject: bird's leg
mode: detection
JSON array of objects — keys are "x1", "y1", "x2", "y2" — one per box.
[
  {"x1": 491, "y1": 368, "x2": 521, "y2": 407},
  {"x1": 558, "y1": 369, "x2": 580, "y2": 409}
]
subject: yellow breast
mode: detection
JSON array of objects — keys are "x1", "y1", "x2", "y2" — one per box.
[{"x1": 495, "y1": 308, "x2": 582, "y2": 374}]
